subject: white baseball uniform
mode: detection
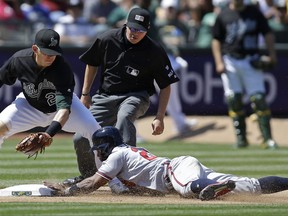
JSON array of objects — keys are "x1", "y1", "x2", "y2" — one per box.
[
  {"x1": 96, "y1": 145, "x2": 262, "y2": 197},
  {"x1": 221, "y1": 54, "x2": 266, "y2": 97},
  {"x1": 0, "y1": 92, "x2": 101, "y2": 147}
]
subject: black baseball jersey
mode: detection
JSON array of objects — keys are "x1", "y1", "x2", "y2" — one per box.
[
  {"x1": 213, "y1": 5, "x2": 272, "y2": 56},
  {"x1": 0, "y1": 48, "x2": 75, "y2": 113},
  {"x1": 79, "y1": 26, "x2": 179, "y2": 96}
]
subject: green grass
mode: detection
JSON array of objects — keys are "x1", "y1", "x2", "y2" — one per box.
[
  {"x1": 1, "y1": 203, "x2": 288, "y2": 216},
  {"x1": 1, "y1": 135, "x2": 288, "y2": 215}
]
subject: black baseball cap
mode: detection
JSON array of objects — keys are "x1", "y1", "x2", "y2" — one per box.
[
  {"x1": 126, "y1": 8, "x2": 150, "y2": 32},
  {"x1": 34, "y1": 29, "x2": 62, "y2": 56}
]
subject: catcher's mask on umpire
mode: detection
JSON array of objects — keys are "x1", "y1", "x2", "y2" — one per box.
[{"x1": 91, "y1": 126, "x2": 123, "y2": 161}]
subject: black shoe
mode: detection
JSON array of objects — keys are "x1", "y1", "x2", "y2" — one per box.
[
  {"x1": 199, "y1": 180, "x2": 236, "y2": 201},
  {"x1": 62, "y1": 175, "x2": 84, "y2": 187}
]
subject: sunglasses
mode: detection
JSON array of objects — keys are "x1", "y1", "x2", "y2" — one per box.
[{"x1": 128, "y1": 27, "x2": 147, "y2": 33}]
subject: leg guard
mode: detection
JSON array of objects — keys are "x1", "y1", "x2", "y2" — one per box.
[
  {"x1": 258, "y1": 176, "x2": 288, "y2": 194},
  {"x1": 227, "y1": 93, "x2": 248, "y2": 147},
  {"x1": 73, "y1": 133, "x2": 97, "y2": 178},
  {"x1": 250, "y1": 93, "x2": 272, "y2": 142}
]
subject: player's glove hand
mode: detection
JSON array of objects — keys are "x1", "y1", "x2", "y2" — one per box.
[
  {"x1": 250, "y1": 55, "x2": 275, "y2": 72},
  {"x1": 43, "y1": 181, "x2": 69, "y2": 196},
  {"x1": 15, "y1": 132, "x2": 52, "y2": 159}
]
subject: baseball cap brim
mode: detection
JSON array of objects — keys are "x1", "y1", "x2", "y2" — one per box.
[
  {"x1": 127, "y1": 22, "x2": 148, "y2": 32},
  {"x1": 40, "y1": 47, "x2": 63, "y2": 56}
]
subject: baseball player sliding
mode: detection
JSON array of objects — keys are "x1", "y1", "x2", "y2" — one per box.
[{"x1": 44, "y1": 126, "x2": 288, "y2": 200}]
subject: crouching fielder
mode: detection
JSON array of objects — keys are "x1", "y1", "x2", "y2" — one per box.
[
  {"x1": 44, "y1": 126, "x2": 288, "y2": 200},
  {"x1": 0, "y1": 29, "x2": 100, "y2": 175}
]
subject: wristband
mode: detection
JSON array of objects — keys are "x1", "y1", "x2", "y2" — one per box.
[
  {"x1": 45, "y1": 121, "x2": 62, "y2": 137},
  {"x1": 81, "y1": 93, "x2": 89, "y2": 96}
]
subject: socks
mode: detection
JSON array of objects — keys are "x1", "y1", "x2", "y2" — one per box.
[{"x1": 258, "y1": 176, "x2": 288, "y2": 194}]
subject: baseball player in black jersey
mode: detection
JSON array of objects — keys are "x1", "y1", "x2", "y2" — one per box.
[
  {"x1": 211, "y1": 0, "x2": 278, "y2": 149},
  {"x1": 0, "y1": 29, "x2": 101, "y2": 161},
  {"x1": 63, "y1": 7, "x2": 179, "y2": 186}
]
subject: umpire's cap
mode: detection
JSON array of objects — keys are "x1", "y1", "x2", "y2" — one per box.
[
  {"x1": 34, "y1": 29, "x2": 63, "y2": 56},
  {"x1": 127, "y1": 8, "x2": 150, "y2": 32}
]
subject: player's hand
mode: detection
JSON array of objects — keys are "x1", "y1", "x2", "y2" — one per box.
[
  {"x1": 151, "y1": 118, "x2": 164, "y2": 135},
  {"x1": 80, "y1": 95, "x2": 92, "y2": 109},
  {"x1": 216, "y1": 62, "x2": 225, "y2": 75},
  {"x1": 38, "y1": 132, "x2": 52, "y2": 147},
  {"x1": 43, "y1": 181, "x2": 68, "y2": 196}
]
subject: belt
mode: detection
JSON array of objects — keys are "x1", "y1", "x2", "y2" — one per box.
[
  {"x1": 229, "y1": 53, "x2": 247, "y2": 59},
  {"x1": 163, "y1": 162, "x2": 173, "y2": 190}
]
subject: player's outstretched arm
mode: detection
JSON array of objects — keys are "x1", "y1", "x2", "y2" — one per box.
[{"x1": 44, "y1": 173, "x2": 109, "y2": 196}]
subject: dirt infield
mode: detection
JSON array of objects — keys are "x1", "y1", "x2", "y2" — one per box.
[{"x1": 1, "y1": 187, "x2": 288, "y2": 204}]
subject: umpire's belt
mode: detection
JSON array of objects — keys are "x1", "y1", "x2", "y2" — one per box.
[{"x1": 229, "y1": 53, "x2": 247, "y2": 59}]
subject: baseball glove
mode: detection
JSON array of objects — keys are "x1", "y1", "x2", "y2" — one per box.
[
  {"x1": 15, "y1": 132, "x2": 52, "y2": 159},
  {"x1": 250, "y1": 55, "x2": 275, "y2": 72}
]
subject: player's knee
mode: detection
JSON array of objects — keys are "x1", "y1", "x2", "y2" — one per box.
[
  {"x1": 226, "y1": 93, "x2": 244, "y2": 117},
  {"x1": 250, "y1": 93, "x2": 270, "y2": 115},
  {"x1": 178, "y1": 185, "x2": 198, "y2": 198},
  {"x1": 0, "y1": 120, "x2": 9, "y2": 137},
  {"x1": 73, "y1": 133, "x2": 90, "y2": 152}
]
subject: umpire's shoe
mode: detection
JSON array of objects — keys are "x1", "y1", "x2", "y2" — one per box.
[
  {"x1": 62, "y1": 176, "x2": 84, "y2": 187},
  {"x1": 199, "y1": 180, "x2": 236, "y2": 201}
]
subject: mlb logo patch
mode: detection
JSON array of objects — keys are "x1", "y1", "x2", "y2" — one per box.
[
  {"x1": 126, "y1": 66, "x2": 139, "y2": 76},
  {"x1": 135, "y1": 15, "x2": 144, "y2": 22}
]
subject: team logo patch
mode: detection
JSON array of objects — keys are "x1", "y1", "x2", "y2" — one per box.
[
  {"x1": 49, "y1": 37, "x2": 58, "y2": 47},
  {"x1": 126, "y1": 66, "x2": 139, "y2": 76},
  {"x1": 135, "y1": 15, "x2": 144, "y2": 22}
]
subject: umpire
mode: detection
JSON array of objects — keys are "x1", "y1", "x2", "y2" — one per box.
[{"x1": 64, "y1": 7, "x2": 179, "y2": 186}]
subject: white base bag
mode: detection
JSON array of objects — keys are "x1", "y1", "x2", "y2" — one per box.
[{"x1": 0, "y1": 184, "x2": 54, "y2": 196}]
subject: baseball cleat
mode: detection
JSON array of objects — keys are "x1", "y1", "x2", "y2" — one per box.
[
  {"x1": 261, "y1": 139, "x2": 278, "y2": 150},
  {"x1": 235, "y1": 139, "x2": 249, "y2": 148},
  {"x1": 199, "y1": 180, "x2": 236, "y2": 201}
]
